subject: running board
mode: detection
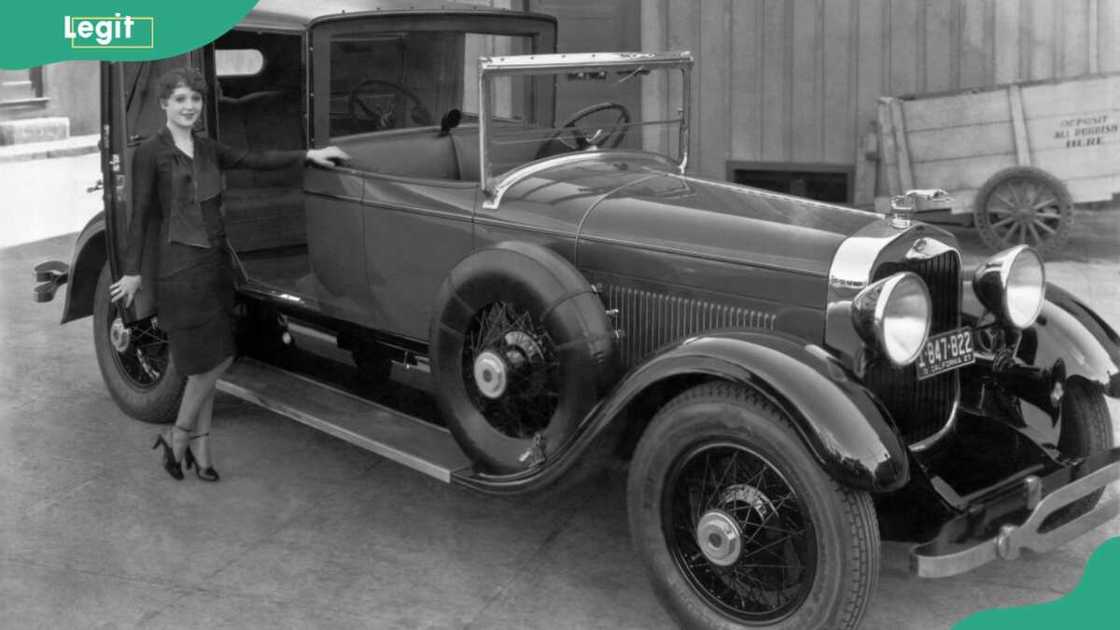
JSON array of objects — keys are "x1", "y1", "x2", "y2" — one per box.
[{"x1": 217, "y1": 357, "x2": 472, "y2": 482}]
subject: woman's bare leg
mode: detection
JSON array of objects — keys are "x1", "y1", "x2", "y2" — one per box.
[{"x1": 168, "y1": 356, "x2": 233, "y2": 461}]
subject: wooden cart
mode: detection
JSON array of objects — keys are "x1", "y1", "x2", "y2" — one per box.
[{"x1": 872, "y1": 73, "x2": 1119, "y2": 254}]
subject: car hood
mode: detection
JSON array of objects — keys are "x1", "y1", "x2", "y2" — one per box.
[{"x1": 578, "y1": 168, "x2": 881, "y2": 279}]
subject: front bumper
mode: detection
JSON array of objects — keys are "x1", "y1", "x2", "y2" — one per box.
[{"x1": 911, "y1": 447, "x2": 1120, "y2": 578}]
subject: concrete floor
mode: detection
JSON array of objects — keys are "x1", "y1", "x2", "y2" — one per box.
[{"x1": 2, "y1": 190, "x2": 1119, "y2": 628}]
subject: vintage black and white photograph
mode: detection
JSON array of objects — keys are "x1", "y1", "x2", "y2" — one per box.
[{"x1": 2, "y1": 1, "x2": 1119, "y2": 628}]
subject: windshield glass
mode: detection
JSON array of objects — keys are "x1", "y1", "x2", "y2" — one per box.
[
  {"x1": 481, "y1": 55, "x2": 688, "y2": 181},
  {"x1": 327, "y1": 30, "x2": 545, "y2": 138}
]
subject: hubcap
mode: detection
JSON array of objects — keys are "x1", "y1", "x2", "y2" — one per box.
[
  {"x1": 473, "y1": 350, "x2": 508, "y2": 399},
  {"x1": 696, "y1": 510, "x2": 742, "y2": 566},
  {"x1": 110, "y1": 316, "x2": 131, "y2": 353}
]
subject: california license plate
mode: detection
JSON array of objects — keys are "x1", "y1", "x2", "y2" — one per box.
[{"x1": 915, "y1": 328, "x2": 974, "y2": 380}]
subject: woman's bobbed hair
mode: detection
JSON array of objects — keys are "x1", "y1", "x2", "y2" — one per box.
[{"x1": 157, "y1": 67, "x2": 208, "y2": 101}]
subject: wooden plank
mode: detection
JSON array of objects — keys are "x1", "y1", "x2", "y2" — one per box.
[
  {"x1": 1033, "y1": 143, "x2": 1120, "y2": 181},
  {"x1": 823, "y1": 0, "x2": 855, "y2": 164},
  {"x1": 959, "y1": 0, "x2": 991, "y2": 88},
  {"x1": 761, "y1": 0, "x2": 791, "y2": 161},
  {"x1": 791, "y1": 0, "x2": 823, "y2": 162},
  {"x1": 906, "y1": 124, "x2": 1015, "y2": 163},
  {"x1": 1089, "y1": 0, "x2": 1100, "y2": 74},
  {"x1": 730, "y1": 0, "x2": 764, "y2": 161},
  {"x1": 1029, "y1": 0, "x2": 1057, "y2": 80},
  {"x1": 1008, "y1": 85, "x2": 1031, "y2": 166},
  {"x1": 1018, "y1": 75, "x2": 1120, "y2": 117},
  {"x1": 889, "y1": 98, "x2": 914, "y2": 190},
  {"x1": 1062, "y1": 0, "x2": 1092, "y2": 77},
  {"x1": 993, "y1": 0, "x2": 1021, "y2": 84},
  {"x1": 640, "y1": 0, "x2": 668, "y2": 154},
  {"x1": 911, "y1": 153, "x2": 1018, "y2": 190},
  {"x1": 1064, "y1": 175, "x2": 1120, "y2": 204},
  {"x1": 853, "y1": 124, "x2": 878, "y2": 206},
  {"x1": 900, "y1": 90, "x2": 1010, "y2": 131},
  {"x1": 856, "y1": 0, "x2": 886, "y2": 151},
  {"x1": 923, "y1": 0, "x2": 954, "y2": 93},
  {"x1": 1102, "y1": 0, "x2": 1120, "y2": 73},
  {"x1": 697, "y1": 0, "x2": 731, "y2": 177},
  {"x1": 877, "y1": 98, "x2": 901, "y2": 195},
  {"x1": 667, "y1": 0, "x2": 693, "y2": 159},
  {"x1": 889, "y1": 0, "x2": 919, "y2": 96}
]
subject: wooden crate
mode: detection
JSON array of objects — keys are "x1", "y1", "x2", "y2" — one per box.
[{"x1": 875, "y1": 73, "x2": 1120, "y2": 215}]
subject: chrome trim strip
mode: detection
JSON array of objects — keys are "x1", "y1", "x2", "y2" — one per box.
[
  {"x1": 479, "y1": 51, "x2": 694, "y2": 73},
  {"x1": 909, "y1": 400, "x2": 960, "y2": 452},
  {"x1": 481, "y1": 150, "x2": 678, "y2": 210},
  {"x1": 911, "y1": 459, "x2": 1120, "y2": 578}
]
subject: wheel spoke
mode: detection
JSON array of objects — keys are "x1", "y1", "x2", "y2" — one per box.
[
  {"x1": 1026, "y1": 222, "x2": 1043, "y2": 245},
  {"x1": 665, "y1": 441, "x2": 816, "y2": 622},
  {"x1": 1032, "y1": 194, "x2": 1058, "y2": 210},
  {"x1": 1033, "y1": 219, "x2": 1057, "y2": 235},
  {"x1": 990, "y1": 216, "x2": 1016, "y2": 228}
]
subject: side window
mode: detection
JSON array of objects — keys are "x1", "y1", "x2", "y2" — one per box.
[
  {"x1": 213, "y1": 32, "x2": 305, "y2": 152},
  {"x1": 215, "y1": 49, "x2": 264, "y2": 78}
]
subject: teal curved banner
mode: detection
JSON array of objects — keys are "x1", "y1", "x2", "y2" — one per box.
[
  {"x1": 955, "y1": 536, "x2": 1120, "y2": 629},
  {"x1": 0, "y1": 1, "x2": 258, "y2": 69}
]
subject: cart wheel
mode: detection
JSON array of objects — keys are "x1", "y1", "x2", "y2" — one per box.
[{"x1": 974, "y1": 167, "x2": 1073, "y2": 256}]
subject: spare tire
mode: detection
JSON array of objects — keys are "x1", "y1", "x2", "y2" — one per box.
[{"x1": 430, "y1": 242, "x2": 616, "y2": 473}]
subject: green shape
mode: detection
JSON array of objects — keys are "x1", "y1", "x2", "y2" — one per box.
[
  {"x1": 954, "y1": 536, "x2": 1120, "y2": 630},
  {"x1": 2, "y1": 1, "x2": 258, "y2": 69}
]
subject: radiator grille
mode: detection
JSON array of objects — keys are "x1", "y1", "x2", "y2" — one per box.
[
  {"x1": 866, "y1": 251, "x2": 961, "y2": 444},
  {"x1": 599, "y1": 285, "x2": 775, "y2": 369}
]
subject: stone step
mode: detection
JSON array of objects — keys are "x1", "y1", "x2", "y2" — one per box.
[{"x1": 0, "y1": 117, "x2": 69, "y2": 145}]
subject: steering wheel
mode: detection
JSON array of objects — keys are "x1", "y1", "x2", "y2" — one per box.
[
  {"x1": 346, "y1": 79, "x2": 433, "y2": 131},
  {"x1": 534, "y1": 102, "x2": 631, "y2": 160}
]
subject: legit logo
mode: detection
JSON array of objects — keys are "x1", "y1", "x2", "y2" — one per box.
[{"x1": 64, "y1": 14, "x2": 154, "y2": 49}]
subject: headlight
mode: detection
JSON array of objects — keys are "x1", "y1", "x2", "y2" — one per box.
[
  {"x1": 972, "y1": 245, "x2": 1046, "y2": 329},
  {"x1": 851, "y1": 272, "x2": 932, "y2": 366}
]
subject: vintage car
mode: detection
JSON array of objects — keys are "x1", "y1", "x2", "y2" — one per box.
[{"x1": 33, "y1": 1, "x2": 1120, "y2": 629}]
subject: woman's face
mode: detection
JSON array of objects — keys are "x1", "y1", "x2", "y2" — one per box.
[{"x1": 161, "y1": 85, "x2": 203, "y2": 129}]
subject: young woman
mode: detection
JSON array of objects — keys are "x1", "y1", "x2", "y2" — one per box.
[{"x1": 109, "y1": 67, "x2": 349, "y2": 481}]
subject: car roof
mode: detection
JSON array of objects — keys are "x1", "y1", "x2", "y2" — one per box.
[{"x1": 240, "y1": 0, "x2": 551, "y2": 32}]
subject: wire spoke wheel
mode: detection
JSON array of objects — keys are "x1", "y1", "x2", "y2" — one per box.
[
  {"x1": 103, "y1": 299, "x2": 169, "y2": 389},
  {"x1": 93, "y1": 264, "x2": 184, "y2": 424},
  {"x1": 462, "y1": 301, "x2": 561, "y2": 439},
  {"x1": 975, "y1": 167, "x2": 1073, "y2": 256},
  {"x1": 664, "y1": 441, "x2": 817, "y2": 623}
]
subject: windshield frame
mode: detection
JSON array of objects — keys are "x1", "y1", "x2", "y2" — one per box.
[{"x1": 478, "y1": 51, "x2": 693, "y2": 202}]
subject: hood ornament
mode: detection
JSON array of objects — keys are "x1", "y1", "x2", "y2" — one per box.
[{"x1": 888, "y1": 189, "x2": 953, "y2": 229}]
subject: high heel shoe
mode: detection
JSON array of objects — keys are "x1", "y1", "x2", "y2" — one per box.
[
  {"x1": 184, "y1": 433, "x2": 220, "y2": 482},
  {"x1": 152, "y1": 425, "x2": 188, "y2": 481}
]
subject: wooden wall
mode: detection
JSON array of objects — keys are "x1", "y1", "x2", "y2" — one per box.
[{"x1": 641, "y1": 0, "x2": 1120, "y2": 181}]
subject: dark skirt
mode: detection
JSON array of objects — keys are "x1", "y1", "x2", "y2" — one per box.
[{"x1": 155, "y1": 246, "x2": 236, "y2": 376}]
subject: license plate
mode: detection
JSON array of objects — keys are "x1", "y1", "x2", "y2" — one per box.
[{"x1": 915, "y1": 328, "x2": 974, "y2": 380}]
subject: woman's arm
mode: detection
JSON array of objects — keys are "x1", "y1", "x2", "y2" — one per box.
[
  {"x1": 112, "y1": 141, "x2": 158, "y2": 307},
  {"x1": 122, "y1": 142, "x2": 158, "y2": 275},
  {"x1": 214, "y1": 141, "x2": 349, "y2": 170}
]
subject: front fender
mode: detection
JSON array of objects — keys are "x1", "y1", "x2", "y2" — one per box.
[
  {"x1": 1028, "y1": 283, "x2": 1120, "y2": 398},
  {"x1": 612, "y1": 332, "x2": 910, "y2": 492},
  {"x1": 964, "y1": 281, "x2": 1120, "y2": 397},
  {"x1": 453, "y1": 330, "x2": 910, "y2": 495},
  {"x1": 60, "y1": 212, "x2": 107, "y2": 324}
]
